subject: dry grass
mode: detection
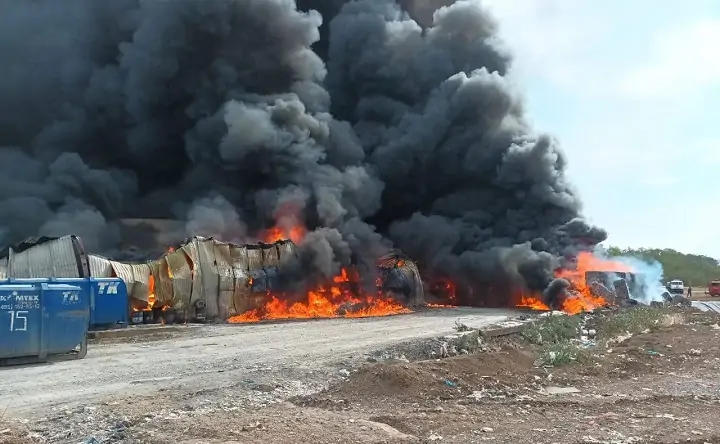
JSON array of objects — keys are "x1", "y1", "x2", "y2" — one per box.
[
  {"x1": 538, "y1": 341, "x2": 588, "y2": 366},
  {"x1": 597, "y1": 306, "x2": 679, "y2": 341},
  {"x1": 520, "y1": 314, "x2": 588, "y2": 366},
  {"x1": 522, "y1": 314, "x2": 582, "y2": 345},
  {"x1": 520, "y1": 308, "x2": 681, "y2": 367}
]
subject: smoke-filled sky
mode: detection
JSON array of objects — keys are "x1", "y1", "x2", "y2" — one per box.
[
  {"x1": 484, "y1": 0, "x2": 720, "y2": 258},
  {"x1": 0, "y1": 0, "x2": 613, "y2": 303}
]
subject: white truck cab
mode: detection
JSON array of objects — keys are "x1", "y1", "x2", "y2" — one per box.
[{"x1": 667, "y1": 280, "x2": 684, "y2": 294}]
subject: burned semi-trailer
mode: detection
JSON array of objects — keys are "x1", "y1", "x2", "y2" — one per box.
[
  {"x1": 585, "y1": 270, "x2": 671, "y2": 305},
  {"x1": 585, "y1": 270, "x2": 638, "y2": 305}
]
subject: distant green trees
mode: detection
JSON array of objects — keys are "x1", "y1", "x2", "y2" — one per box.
[{"x1": 605, "y1": 246, "x2": 720, "y2": 286}]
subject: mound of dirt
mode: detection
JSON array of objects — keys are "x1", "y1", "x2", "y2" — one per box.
[{"x1": 321, "y1": 347, "x2": 537, "y2": 403}]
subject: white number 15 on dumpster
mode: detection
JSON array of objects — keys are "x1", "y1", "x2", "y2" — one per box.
[{"x1": 7, "y1": 310, "x2": 28, "y2": 332}]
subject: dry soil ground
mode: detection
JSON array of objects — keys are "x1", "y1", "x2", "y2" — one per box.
[
  {"x1": 0, "y1": 308, "x2": 517, "y2": 442},
  {"x1": 689, "y1": 288, "x2": 717, "y2": 301},
  {"x1": 3, "y1": 306, "x2": 720, "y2": 444}
]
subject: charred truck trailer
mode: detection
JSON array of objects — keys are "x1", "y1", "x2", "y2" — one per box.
[
  {"x1": 585, "y1": 270, "x2": 665, "y2": 305},
  {"x1": 0, "y1": 235, "x2": 424, "y2": 323}
]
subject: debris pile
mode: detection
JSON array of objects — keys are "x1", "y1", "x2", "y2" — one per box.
[{"x1": 518, "y1": 252, "x2": 636, "y2": 314}]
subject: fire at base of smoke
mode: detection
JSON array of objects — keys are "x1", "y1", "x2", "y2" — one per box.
[{"x1": 1, "y1": 225, "x2": 666, "y2": 326}]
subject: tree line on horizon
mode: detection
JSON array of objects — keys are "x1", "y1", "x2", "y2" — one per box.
[{"x1": 605, "y1": 246, "x2": 720, "y2": 286}]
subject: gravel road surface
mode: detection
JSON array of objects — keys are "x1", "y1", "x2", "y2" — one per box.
[{"x1": 0, "y1": 307, "x2": 519, "y2": 417}]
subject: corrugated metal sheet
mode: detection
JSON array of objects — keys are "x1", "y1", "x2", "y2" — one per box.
[
  {"x1": 277, "y1": 240, "x2": 296, "y2": 261},
  {"x1": 166, "y1": 250, "x2": 193, "y2": 309},
  {"x1": 181, "y1": 241, "x2": 203, "y2": 314},
  {"x1": 150, "y1": 259, "x2": 174, "y2": 306},
  {"x1": 215, "y1": 244, "x2": 234, "y2": 291},
  {"x1": 262, "y1": 244, "x2": 280, "y2": 268},
  {"x1": 247, "y1": 247, "x2": 263, "y2": 271},
  {"x1": 89, "y1": 254, "x2": 113, "y2": 277},
  {"x1": 214, "y1": 243, "x2": 234, "y2": 319},
  {"x1": 8, "y1": 236, "x2": 79, "y2": 278},
  {"x1": 692, "y1": 301, "x2": 720, "y2": 313},
  {"x1": 232, "y1": 266, "x2": 250, "y2": 314},
  {"x1": 110, "y1": 261, "x2": 135, "y2": 295},
  {"x1": 1, "y1": 234, "x2": 303, "y2": 320},
  {"x1": 230, "y1": 245, "x2": 248, "y2": 273},
  {"x1": 197, "y1": 239, "x2": 219, "y2": 318},
  {"x1": 129, "y1": 263, "x2": 151, "y2": 303}
]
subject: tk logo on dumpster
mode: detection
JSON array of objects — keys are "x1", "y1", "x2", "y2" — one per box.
[
  {"x1": 97, "y1": 281, "x2": 120, "y2": 295},
  {"x1": 62, "y1": 291, "x2": 80, "y2": 305}
]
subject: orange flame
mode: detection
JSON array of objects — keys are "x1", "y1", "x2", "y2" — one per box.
[
  {"x1": 227, "y1": 266, "x2": 411, "y2": 323},
  {"x1": 262, "y1": 205, "x2": 307, "y2": 244},
  {"x1": 147, "y1": 275, "x2": 156, "y2": 311},
  {"x1": 556, "y1": 251, "x2": 630, "y2": 314},
  {"x1": 262, "y1": 224, "x2": 306, "y2": 244},
  {"x1": 235, "y1": 214, "x2": 413, "y2": 322},
  {"x1": 517, "y1": 295, "x2": 550, "y2": 311},
  {"x1": 516, "y1": 251, "x2": 633, "y2": 314}
]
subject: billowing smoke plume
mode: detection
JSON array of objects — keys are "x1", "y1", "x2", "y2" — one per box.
[
  {"x1": 0, "y1": 0, "x2": 606, "y2": 305},
  {"x1": 602, "y1": 251, "x2": 667, "y2": 304}
]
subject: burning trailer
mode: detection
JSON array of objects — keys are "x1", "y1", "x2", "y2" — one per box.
[
  {"x1": 515, "y1": 252, "x2": 670, "y2": 314},
  {"x1": 585, "y1": 271, "x2": 639, "y2": 307},
  {"x1": 0, "y1": 235, "x2": 425, "y2": 323}
]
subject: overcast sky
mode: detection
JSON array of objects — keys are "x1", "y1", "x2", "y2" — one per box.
[{"x1": 482, "y1": 0, "x2": 719, "y2": 257}]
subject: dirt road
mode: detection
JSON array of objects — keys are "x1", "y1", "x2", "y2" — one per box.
[
  {"x1": 0, "y1": 307, "x2": 518, "y2": 417},
  {"x1": 4, "y1": 306, "x2": 720, "y2": 444}
]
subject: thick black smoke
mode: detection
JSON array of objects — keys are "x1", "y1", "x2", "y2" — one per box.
[{"x1": 0, "y1": 0, "x2": 606, "y2": 305}]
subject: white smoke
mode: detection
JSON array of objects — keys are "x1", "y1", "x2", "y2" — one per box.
[
  {"x1": 612, "y1": 255, "x2": 667, "y2": 303},
  {"x1": 596, "y1": 246, "x2": 667, "y2": 303}
]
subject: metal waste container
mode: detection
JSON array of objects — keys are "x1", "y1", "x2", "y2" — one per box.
[
  {"x1": 0, "y1": 280, "x2": 89, "y2": 364},
  {"x1": 51, "y1": 278, "x2": 129, "y2": 330}
]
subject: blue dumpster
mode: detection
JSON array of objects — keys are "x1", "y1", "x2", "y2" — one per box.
[
  {"x1": 52, "y1": 278, "x2": 129, "y2": 330},
  {"x1": 87, "y1": 278, "x2": 129, "y2": 330},
  {"x1": 0, "y1": 281, "x2": 89, "y2": 363},
  {"x1": 0, "y1": 278, "x2": 129, "y2": 331}
]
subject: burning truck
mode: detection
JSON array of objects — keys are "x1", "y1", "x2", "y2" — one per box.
[{"x1": 516, "y1": 252, "x2": 666, "y2": 314}]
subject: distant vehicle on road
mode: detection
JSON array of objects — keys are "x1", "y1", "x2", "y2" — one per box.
[
  {"x1": 709, "y1": 281, "x2": 720, "y2": 297},
  {"x1": 667, "y1": 280, "x2": 685, "y2": 295}
]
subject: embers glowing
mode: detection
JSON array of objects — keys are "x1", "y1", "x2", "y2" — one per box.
[{"x1": 427, "y1": 279, "x2": 458, "y2": 307}]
